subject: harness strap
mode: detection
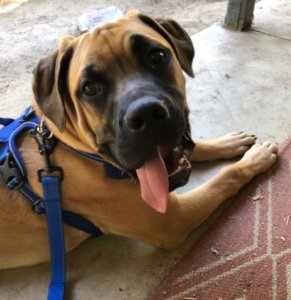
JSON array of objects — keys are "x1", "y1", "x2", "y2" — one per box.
[
  {"x1": 18, "y1": 181, "x2": 102, "y2": 236},
  {"x1": 62, "y1": 211, "x2": 102, "y2": 237},
  {"x1": 0, "y1": 117, "x2": 14, "y2": 126},
  {"x1": 19, "y1": 183, "x2": 43, "y2": 211},
  {"x1": 42, "y1": 176, "x2": 66, "y2": 300},
  {"x1": 60, "y1": 142, "x2": 130, "y2": 180}
]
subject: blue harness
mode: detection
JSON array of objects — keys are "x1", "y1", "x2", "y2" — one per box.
[{"x1": 0, "y1": 107, "x2": 129, "y2": 300}]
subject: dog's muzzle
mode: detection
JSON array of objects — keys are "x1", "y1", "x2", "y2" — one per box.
[
  {"x1": 115, "y1": 95, "x2": 185, "y2": 170},
  {"x1": 106, "y1": 94, "x2": 194, "y2": 213}
]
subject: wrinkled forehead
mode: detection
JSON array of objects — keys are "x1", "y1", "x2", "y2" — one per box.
[{"x1": 69, "y1": 17, "x2": 171, "y2": 77}]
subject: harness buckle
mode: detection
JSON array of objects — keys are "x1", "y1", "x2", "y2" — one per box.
[{"x1": 0, "y1": 154, "x2": 23, "y2": 189}]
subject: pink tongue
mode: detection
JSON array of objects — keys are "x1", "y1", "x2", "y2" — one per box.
[{"x1": 136, "y1": 148, "x2": 169, "y2": 213}]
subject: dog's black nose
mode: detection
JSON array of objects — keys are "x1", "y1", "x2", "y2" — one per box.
[{"x1": 124, "y1": 98, "x2": 169, "y2": 131}]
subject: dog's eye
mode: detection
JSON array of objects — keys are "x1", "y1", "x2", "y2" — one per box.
[
  {"x1": 148, "y1": 48, "x2": 167, "y2": 67},
  {"x1": 81, "y1": 81, "x2": 101, "y2": 97}
]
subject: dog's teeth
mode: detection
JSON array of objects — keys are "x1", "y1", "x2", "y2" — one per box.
[{"x1": 179, "y1": 157, "x2": 185, "y2": 165}]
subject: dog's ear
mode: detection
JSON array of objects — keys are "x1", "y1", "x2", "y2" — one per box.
[
  {"x1": 32, "y1": 36, "x2": 75, "y2": 132},
  {"x1": 138, "y1": 14, "x2": 194, "y2": 77}
]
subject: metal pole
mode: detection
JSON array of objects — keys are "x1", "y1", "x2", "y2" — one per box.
[{"x1": 224, "y1": 0, "x2": 256, "y2": 31}]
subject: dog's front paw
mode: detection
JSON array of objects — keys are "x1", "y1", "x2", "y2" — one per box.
[
  {"x1": 238, "y1": 141, "x2": 278, "y2": 176},
  {"x1": 209, "y1": 131, "x2": 257, "y2": 159}
]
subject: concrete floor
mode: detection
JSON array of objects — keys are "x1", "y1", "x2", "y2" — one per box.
[{"x1": 0, "y1": 0, "x2": 291, "y2": 299}]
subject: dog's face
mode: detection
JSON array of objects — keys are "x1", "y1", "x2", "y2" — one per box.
[{"x1": 33, "y1": 11, "x2": 195, "y2": 213}]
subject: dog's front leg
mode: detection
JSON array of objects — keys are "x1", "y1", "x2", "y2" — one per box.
[
  {"x1": 191, "y1": 131, "x2": 257, "y2": 161},
  {"x1": 163, "y1": 141, "x2": 278, "y2": 248},
  {"x1": 113, "y1": 141, "x2": 276, "y2": 249}
]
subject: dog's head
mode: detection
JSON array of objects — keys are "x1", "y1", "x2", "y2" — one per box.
[{"x1": 32, "y1": 11, "x2": 195, "y2": 213}]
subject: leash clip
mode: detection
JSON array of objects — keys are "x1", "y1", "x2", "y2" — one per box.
[
  {"x1": 29, "y1": 123, "x2": 56, "y2": 156},
  {"x1": 29, "y1": 124, "x2": 63, "y2": 182}
]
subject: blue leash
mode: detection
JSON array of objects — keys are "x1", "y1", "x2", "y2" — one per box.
[
  {"x1": 42, "y1": 176, "x2": 66, "y2": 300},
  {"x1": 33, "y1": 121, "x2": 66, "y2": 300}
]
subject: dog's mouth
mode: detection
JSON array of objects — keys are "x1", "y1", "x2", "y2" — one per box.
[
  {"x1": 135, "y1": 134, "x2": 194, "y2": 213},
  {"x1": 100, "y1": 119, "x2": 194, "y2": 214}
]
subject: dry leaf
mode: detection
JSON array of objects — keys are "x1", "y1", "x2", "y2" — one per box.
[
  {"x1": 210, "y1": 247, "x2": 220, "y2": 256},
  {"x1": 252, "y1": 194, "x2": 264, "y2": 201}
]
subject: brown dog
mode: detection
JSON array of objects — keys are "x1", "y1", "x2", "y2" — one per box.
[{"x1": 0, "y1": 10, "x2": 278, "y2": 269}]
